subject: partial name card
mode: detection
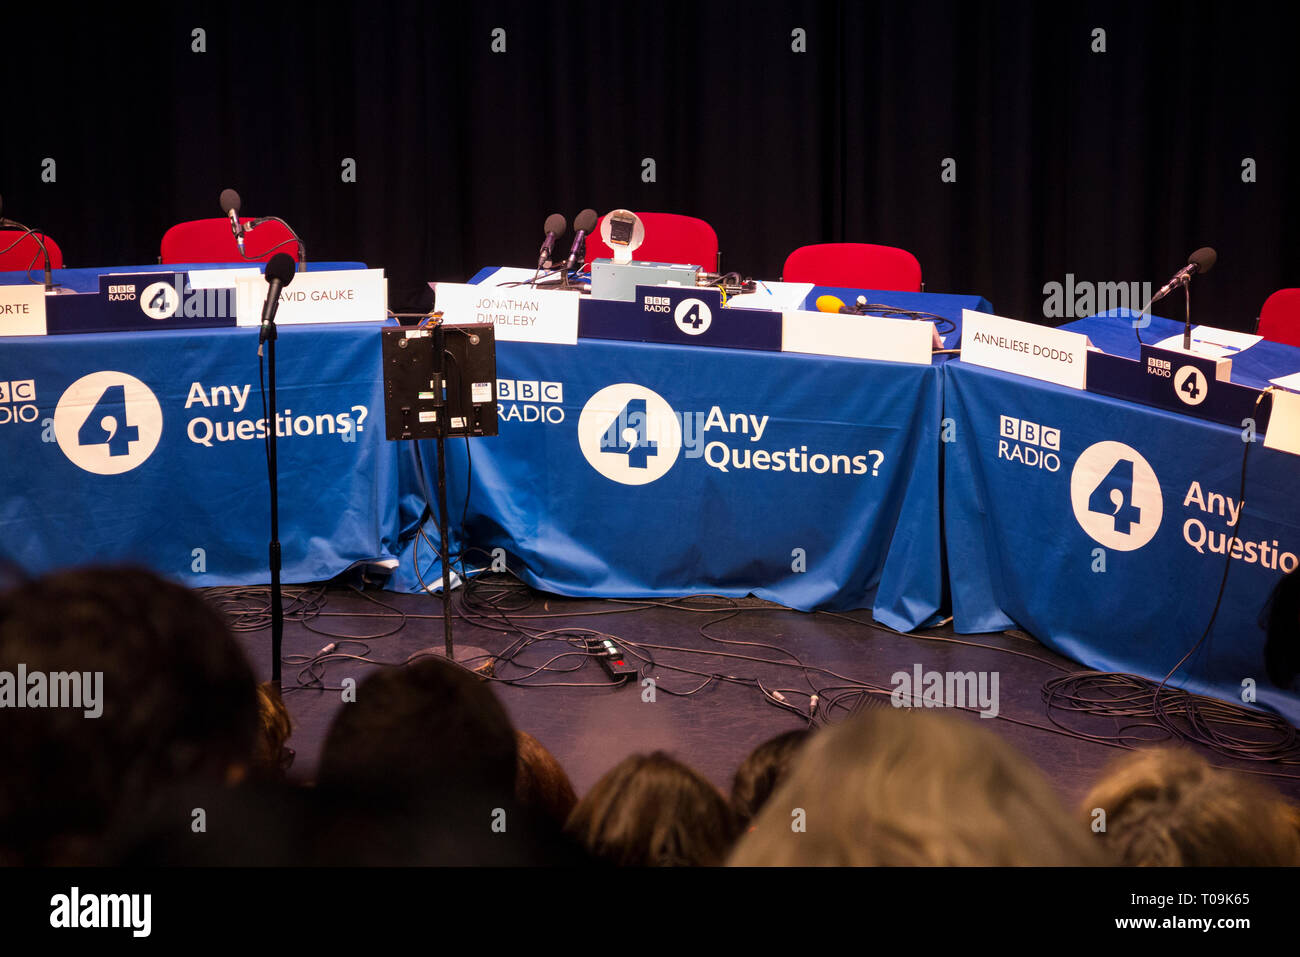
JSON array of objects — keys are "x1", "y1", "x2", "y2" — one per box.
[
  {"x1": 1264, "y1": 387, "x2": 1300, "y2": 456},
  {"x1": 0, "y1": 284, "x2": 48, "y2": 336},
  {"x1": 961, "y1": 309, "x2": 1091, "y2": 390},
  {"x1": 782, "y1": 309, "x2": 936, "y2": 364},
  {"x1": 436, "y1": 282, "x2": 578, "y2": 345}
]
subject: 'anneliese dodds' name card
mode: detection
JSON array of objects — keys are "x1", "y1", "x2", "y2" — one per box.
[
  {"x1": 0, "y1": 284, "x2": 47, "y2": 336},
  {"x1": 234, "y1": 269, "x2": 387, "y2": 326},
  {"x1": 960, "y1": 309, "x2": 1092, "y2": 390},
  {"x1": 435, "y1": 282, "x2": 578, "y2": 345}
]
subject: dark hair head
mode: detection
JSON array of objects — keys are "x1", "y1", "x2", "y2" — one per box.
[
  {"x1": 0, "y1": 565, "x2": 258, "y2": 864},
  {"x1": 317, "y1": 657, "x2": 517, "y2": 799},
  {"x1": 565, "y1": 751, "x2": 739, "y2": 866},
  {"x1": 1082, "y1": 746, "x2": 1300, "y2": 866},
  {"x1": 731, "y1": 729, "x2": 810, "y2": 827},
  {"x1": 515, "y1": 730, "x2": 578, "y2": 828}
]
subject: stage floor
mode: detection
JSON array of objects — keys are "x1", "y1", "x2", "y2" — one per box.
[{"x1": 206, "y1": 578, "x2": 1300, "y2": 808}]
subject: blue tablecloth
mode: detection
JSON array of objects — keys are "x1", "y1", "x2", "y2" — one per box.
[
  {"x1": 391, "y1": 337, "x2": 947, "y2": 629},
  {"x1": 943, "y1": 359, "x2": 1300, "y2": 724},
  {"x1": 0, "y1": 322, "x2": 399, "y2": 585}
]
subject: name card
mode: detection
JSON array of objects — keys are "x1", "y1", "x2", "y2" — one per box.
[
  {"x1": 961, "y1": 309, "x2": 1091, "y2": 389},
  {"x1": 234, "y1": 269, "x2": 387, "y2": 326},
  {"x1": 435, "y1": 282, "x2": 578, "y2": 345},
  {"x1": 0, "y1": 284, "x2": 47, "y2": 336},
  {"x1": 782, "y1": 310, "x2": 937, "y2": 365},
  {"x1": 1264, "y1": 388, "x2": 1300, "y2": 456}
]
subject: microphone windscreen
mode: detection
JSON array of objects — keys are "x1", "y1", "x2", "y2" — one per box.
[
  {"x1": 220, "y1": 188, "x2": 242, "y2": 215},
  {"x1": 544, "y1": 213, "x2": 567, "y2": 238},
  {"x1": 574, "y1": 208, "x2": 598, "y2": 234},
  {"x1": 265, "y1": 252, "x2": 296, "y2": 286},
  {"x1": 1189, "y1": 246, "x2": 1216, "y2": 275},
  {"x1": 815, "y1": 294, "x2": 847, "y2": 314}
]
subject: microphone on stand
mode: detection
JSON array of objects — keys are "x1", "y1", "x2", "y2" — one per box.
[
  {"x1": 256, "y1": 251, "x2": 297, "y2": 693},
  {"x1": 565, "y1": 208, "x2": 598, "y2": 275},
  {"x1": 538, "y1": 213, "x2": 567, "y2": 270},
  {"x1": 259, "y1": 252, "x2": 296, "y2": 356},
  {"x1": 220, "y1": 188, "x2": 246, "y2": 256},
  {"x1": 1150, "y1": 247, "x2": 1216, "y2": 306},
  {"x1": 1140, "y1": 247, "x2": 1217, "y2": 352}
]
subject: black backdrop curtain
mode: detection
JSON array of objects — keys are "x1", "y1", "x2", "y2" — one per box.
[{"x1": 3, "y1": 0, "x2": 1299, "y2": 329}]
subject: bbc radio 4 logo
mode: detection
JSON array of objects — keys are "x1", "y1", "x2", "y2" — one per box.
[
  {"x1": 496, "y1": 378, "x2": 565, "y2": 424},
  {"x1": 997, "y1": 414, "x2": 1061, "y2": 472},
  {"x1": 578, "y1": 383, "x2": 682, "y2": 485},
  {"x1": 51, "y1": 372, "x2": 164, "y2": 475},
  {"x1": 0, "y1": 379, "x2": 38, "y2": 425}
]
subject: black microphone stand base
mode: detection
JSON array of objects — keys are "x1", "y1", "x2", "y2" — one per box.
[{"x1": 424, "y1": 643, "x2": 496, "y2": 676}]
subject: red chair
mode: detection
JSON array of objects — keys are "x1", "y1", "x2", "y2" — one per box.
[
  {"x1": 584, "y1": 212, "x2": 719, "y2": 272},
  {"x1": 1257, "y1": 288, "x2": 1300, "y2": 349},
  {"x1": 0, "y1": 230, "x2": 64, "y2": 271},
  {"x1": 782, "y1": 242, "x2": 922, "y2": 292},
  {"x1": 160, "y1": 217, "x2": 298, "y2": 264}
]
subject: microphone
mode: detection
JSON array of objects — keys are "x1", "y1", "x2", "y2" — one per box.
[
  {"x1": 259, "y1": 252, "x2": 296, "y2": 353},
  {"x1": 539, "y1": 213, "x2": 567, "y2": 269},
  {"x1": 1151, "y1": 246, "x2": 1216, "y2": 305},
  {"x1": 220, "y1": 188, "x2": 245, "y2": 256},
  {"x1": 815, "y1": 294, "x2": 855, "y2": 315},
  {"x1": 565, "y1": 208, "x2": 598, "y2": 274}
]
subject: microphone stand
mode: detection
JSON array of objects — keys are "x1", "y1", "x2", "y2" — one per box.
[
  {"x1": 0, "y1": 224, "x2": 59, "y2": 293},
  {"x1": 431, "y1": 322, "x2": 454, "y2": 658},
  {"x1": 391, "y1": 315, "x2": 489, "y2": 670},
  {"x1": 1183, "y1": 279, "x2": 1193, "y2": 352},
  {"x1": 259, "y1": 312, "x2": 284, "y2": 690},
  {"x1": 244, "y1": 216, "x2": 309, "y2": 273}
]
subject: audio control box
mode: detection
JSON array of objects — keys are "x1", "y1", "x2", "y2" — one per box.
[{"x1": 591, "y1": 259, "x2": 700, "y2": 302}]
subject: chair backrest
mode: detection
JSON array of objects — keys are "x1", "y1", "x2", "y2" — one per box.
[
  {"x1": 584, "y1": 212, "x2": 719, "y2": 272},
  {"x1": 0, "y1": 230, "x2": 64, "y2": 271},
  {"x1": 1258, "y1": 288, "x2": 1300, "y2": 349},
  {"x1": 160, "y1": 217, "x2": 298, "y2": 265},
  {"x1": 782, "y1": 242, "x2": 922, "y2": 292}
]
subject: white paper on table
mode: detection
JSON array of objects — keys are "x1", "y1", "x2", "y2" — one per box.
[
  {"x1": 727, "y1": 282, "x2": 815, "y2": 312},
  {"x1": 472, "y1": 266, "x2": 559, "y2": 287},
  {"x1": 1154, "y1": 325, "x2": 1263, "y2": 358},
  {"x1": 1269, "y1": 371, "x2": 1300, "y2": 393},
  {"x1": 187, "y1": 267, "x2": 261, "y2": 289}
]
